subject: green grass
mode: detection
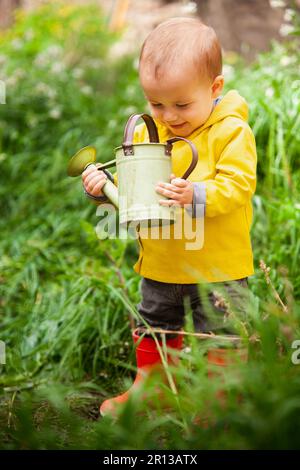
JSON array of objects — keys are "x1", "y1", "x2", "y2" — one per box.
[{"x1": 0, "y1": 1, "x2": 300, "y2": 450}]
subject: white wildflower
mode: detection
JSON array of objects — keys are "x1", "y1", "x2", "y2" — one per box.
[
  {"x1": 279, "y1": 23, "x2": 295, "y2": 36},
  {"x1": 291, "y1": 80, "x2": 300, "y2": 90},
  {"x1": 99, "y1": 372, "x2": 108, "y2": 378},
  {"x1": 49, "y1": 107, "x2": 62, "y2": 119},
  {"x1": 81, "y1": 85, "x2": 93, "y2": 96},
  {"x1": 36, "y1": 82, "x2": 49, "y2": 93},
  {"x1": 125, "y1": 85, "x2": 136, "y2": 98},
  {"x1": 85, "y1": 58, "x2": 104, "y2": 69},
  {"x1": 108, "y1": 119, "x2": 117, "y2": 129},
  {"x1": 265, "y1": 87, "x2": 274, "y2": 98},
  {"x1": 34, "y1": 46, "x2": 63, "y2": 68},
  {"x1": 241, "y1": 43, "x2": 250, "y2": 55},
  {"x1": 72, "y1": 67, "x2": 84, "y2": 79},
  {"x1": 28, "y1": 114, "x2": 38, "y2": 128},
  {"x1": 51, "y1": 62, "x2": 65, "y2": 74},
  {"x1": 47, "y1": 89, "x2": 57, "y2": 100},
  {"x1": 284, "y1": 8, "x2": 295, "y2": 22},
  {"x1": 181, "y1": 1, "x2": 197, "y2": 14},
  {"x1": 34, "y1": 52, "x2": 49, "y2": 68},
  {"x1": 14, "y1": 68, "x2": 25, "y2": 79},
  {"x1": 280, "y1": 56, "x2": 293, "y2": 66},
  {"x1": 109, "y1": 43, "x2": 127, "y2": 60},
  {"x1": 264, "y1": 66, "x2": 275, "y2": 76},
  {"x1": 223, "y1": 64, "x2": 235, "y2": 80},
  {"x1": 5, "y1": 76, "x2": 17, "y2": 87},
  {"x1": 269, "y1": 0, "x2": 285, "y2": 8},
  {"x1": 182, "y1": 346, "x2": 192, "y2": 354},
  {"x1": 11, "y1": 38, "x2": 23, "y2": 50},
  {"x1": 3, "y1": 69, "x2": 25, "y2": 88},
  {"x1": 133, "y1": 58, "x2": 139, "y2": 71},
  {"x1": 46, "y1": 45, "x2": 63, "y2": 58},
  {"x1": 36, "y1": 83, "x2": 57, "y2": 99},
  {"x1": 123, "y1": 106, "x2": 137, "y2": 116},
  {"x1": 24, "y1": 29, "x2": 34, "y2": 41}
]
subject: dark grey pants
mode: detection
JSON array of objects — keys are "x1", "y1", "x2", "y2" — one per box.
[{"x1": 136, "y1": 277, "x2": 249, "y2": 335}]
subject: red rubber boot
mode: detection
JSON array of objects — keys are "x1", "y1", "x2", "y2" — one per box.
[
  {"x1": 207, "y1": 347, "x2": 248, "y2": 405},
  {"x1": 194, "y1": 347, "x2": 248, "y2": 427},
  {"x1": 99, "y1": 329, "x2": 183, "y2": 417},
  {"x1": 207, "y1": 348, "x2": 248, "y2": 377}
]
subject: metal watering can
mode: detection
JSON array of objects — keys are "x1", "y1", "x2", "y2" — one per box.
[{"x1": 67, "y1": 113, "x2": 198, "y2": 227}]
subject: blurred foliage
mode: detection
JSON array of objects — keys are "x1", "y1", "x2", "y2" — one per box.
[
  {"x1": 223, "y1": 37, "x2": 300, "y2": 300},
  {"x1": 0, "y1": 1, "x2": 300, "y2": 450},
  {"x1": 0, "y1": 1, "x2": 145, "y2": 156}
]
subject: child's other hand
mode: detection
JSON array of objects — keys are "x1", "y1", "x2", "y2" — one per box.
[
  {"x1": 156, "y1": 173, "x2": 193, "y2": 207},
  {"x1": 82, "y1": 164, "x2": 107, "y2": 197}
]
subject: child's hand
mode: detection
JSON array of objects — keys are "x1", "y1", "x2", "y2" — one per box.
[
  {"x1": 82, "y1": 164, "x2": 107, "y2": 197},
  {"x1": 156, "y1": 173, "x2": 194, "y2": 207}
]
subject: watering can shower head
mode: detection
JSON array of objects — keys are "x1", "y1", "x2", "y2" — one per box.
[
  {"x1": 67, "y1": 144, "x2": 118, "y2": 208},
  {"x1": 67, "y1": 145, "x2": 97, "y2": 177}
]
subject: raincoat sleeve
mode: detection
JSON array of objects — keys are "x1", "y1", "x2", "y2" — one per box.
[{"x1": 202, "y1": 121, "x2": 257, "y2": 218}]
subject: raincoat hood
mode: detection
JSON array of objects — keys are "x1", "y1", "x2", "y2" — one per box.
[{"x1": 202, "y1": 90, "x2": 249, "y2": 130}]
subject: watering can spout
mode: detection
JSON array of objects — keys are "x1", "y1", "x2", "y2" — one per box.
[{"x1": 67, "y1": 145, "x2": 119, "y2": 207}]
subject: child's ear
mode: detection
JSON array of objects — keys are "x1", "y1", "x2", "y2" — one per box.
[{"x1": 211, "y1": 75, "x2": 224, "y2": 98}]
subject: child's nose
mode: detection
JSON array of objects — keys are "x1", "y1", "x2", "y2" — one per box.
[{"x1": 163, "y1": 108, "x2": 177, "y2": 122}]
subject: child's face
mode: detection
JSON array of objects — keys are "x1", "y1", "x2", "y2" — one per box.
[{"x1": 140, "y1": 67, "x2": 224, "y2": 137}]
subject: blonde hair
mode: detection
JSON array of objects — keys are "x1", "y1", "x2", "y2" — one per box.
[{"x1": 139, "y1": 18, "x2": 222, "y2": 82}]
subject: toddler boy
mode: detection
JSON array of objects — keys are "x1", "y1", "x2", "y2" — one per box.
[{"x1": 82, "y1": 18, "x2": 257, "y2": 416}]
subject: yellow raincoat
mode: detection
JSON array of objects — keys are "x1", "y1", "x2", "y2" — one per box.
[{"x1": 131, "y1": 90, "x2": 257, "y2": 283}]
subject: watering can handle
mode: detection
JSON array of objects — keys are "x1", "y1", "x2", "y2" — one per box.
[
  {"x1": 166, "y1": 137, "x2": 198, "y2": 179},
  {"x1": 122, "y1": 113, "x2": 159, "y2": 155}
]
